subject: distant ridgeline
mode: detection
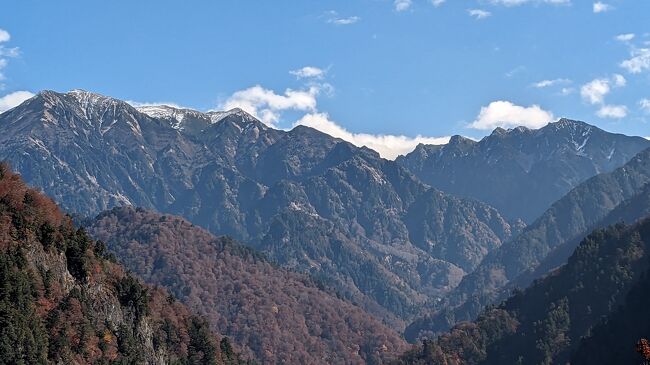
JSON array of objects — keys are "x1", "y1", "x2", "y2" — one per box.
[{"x1": 397, "y1": 120, "x2": 649, "y2": 223}]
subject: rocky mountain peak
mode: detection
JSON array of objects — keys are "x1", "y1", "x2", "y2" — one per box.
[
  {"x1": 448, "y1": 135, "x2": 475, "y2": 145},
  {"x1": 397, "y1": 118, "x2": 650, "y2": 222}
]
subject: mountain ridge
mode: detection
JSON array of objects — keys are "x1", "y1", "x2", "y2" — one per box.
[
  {"x1": 397, "y1": 117, "x2": 650, "y2": 222},
  {"x1": 0, "y1": 89, "x2": 518, "y2": 323}
]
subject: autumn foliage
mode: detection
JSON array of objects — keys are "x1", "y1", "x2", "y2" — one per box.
[
  {"x1": 89, "y1": 206, "x2": 410, "y2": 364},
  {"x1": 0, "y1": 163, "x2": 247, "y2": 364}
]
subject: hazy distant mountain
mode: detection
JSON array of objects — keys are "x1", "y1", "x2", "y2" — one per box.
[
  {"x1": 396, "y1": 218, "x2": 650, "y2": 365},
  {"x1": 0, "y1": 164, "x2": 247, "y2": 364},
  {"x1": 396, "y1": 120, "x2": 650, "y2": 222},
  {"x1": 88, "y1": 206, "x2": 409, "y2": 364},
  {"x1": 405, "y1": 147, "x2": 650, "y2": 340},
  {"x1": 0, "y1": 89, "x2": 518, "y2": 322}
]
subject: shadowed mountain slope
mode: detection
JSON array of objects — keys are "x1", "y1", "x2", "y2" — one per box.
[
  {"x1": 405, "y1": 147, "x2": 650, "y2": 340},
  {"x1": 397, "y1": 120, "x2": 649, "y2": 222},
  {"x1": 0, "y1": 89, "x2": 518, "y2": 322}
]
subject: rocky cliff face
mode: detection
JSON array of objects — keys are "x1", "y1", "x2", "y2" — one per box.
[
  {"x1": 0, "y1": 90, "x2": 517, "y2": 321},
  {"x1": 396, "y1": 120, "x2": 650, "y2": 223}
]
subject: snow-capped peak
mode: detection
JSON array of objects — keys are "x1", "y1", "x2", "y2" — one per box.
[
  {"x1": 136, "y1": 103, "x2": 263, "y2": 131},
  {"x1": 67, "y1": 89, "x2": 120, "y2": 109}
]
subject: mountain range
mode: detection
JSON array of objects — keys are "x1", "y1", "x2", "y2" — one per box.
[
  {"x1": 0, "y1": 89, "x2": 523, "y2": 323},
  {"x1": 397, "y1": 121, "x2": 649, "y2": 222},
  {"x1": 2, "y1": 88, "x2": 650, "y2": 364}
]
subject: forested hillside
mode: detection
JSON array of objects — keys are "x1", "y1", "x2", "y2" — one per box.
[
  {"x1": 0, "y1": 163, "x2": 247, "y2": 364},
  {"x1": 396, "y1": 219, "x2": 650, "y2": 365},
  {"x1": 88, "y1": 206, "x2": 409, "y2": 364}
]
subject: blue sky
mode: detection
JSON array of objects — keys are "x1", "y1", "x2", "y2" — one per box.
[{"x1": 1, "y1": 0, "x2": 649, "y2": 158}]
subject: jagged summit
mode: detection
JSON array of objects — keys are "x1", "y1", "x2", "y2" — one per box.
[
  {"x1": 448, "y1": 135, "x2": 476, "y2": 145},
  {"x1": 207, "y1": 107, "x2": 259, "y2": 123},
  {"x1": 552, "y1": 117, "x2": 592, "y2": 128},
  {"x1": 38, "y1": 89, "x2": 133, "y2": 111},
  {"x1": 397, "y1": 118, "x2": 650, "y2": 222},
  {"x1": 6, "y1": 89, "x2": 267, "y2": 138},
  {"x1": 480, "y1": 119, "x2": 595, "y2": 141},
  {"x1": 134, "y1": 102, "x2": 264, "y2": 134}
]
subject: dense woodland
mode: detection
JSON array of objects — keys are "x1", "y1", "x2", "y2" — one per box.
[
  {"x1": 88, "y1": 206, "x2": 410, "y2": 365},
  {"x1": 395, "y1": 220, "x2": 650, "y2": 365},
  {"x1": 0, "y1": 163, "x2": 248, "y2": 364}
]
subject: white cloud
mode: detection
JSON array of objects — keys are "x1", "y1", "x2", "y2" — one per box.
[
  {"x1": 612, "y1": 73, "x2": 626, "y2": 87},
  {"x1": 0, "y1": 46, "x2": 19, "y2": 58},
  {"x1": 468, "y1": 9, "x2": 492, "y2": 19},
  {"x1": 126, "y1": 100, "x2": 185, "y2": 109},
  {"x1": 394, "y1": 0, "x2": 412, "y2": 12},
  {"x1": 531, "y1": 78, "x2": 571, "y2": 88},
  {"x1": 222, "y1": 73, "x2": 450, "y2": 160},
  {"x1": 580, "y1": 79, "x2": 609, "y2": 104},
  {"x1": 0, "y1": 29, "x2": 20, "y2": 89},
  {"x1": 620, "y1": 48, "x2": 650, "y2": 74},
  {"x1": 580, "y1": 75, "x2": 625, "y2": 105},
  {"x1": 593, "y1": 2, "x2": 612, "y2": 13},
  {"x1": 615, "y1": 33, "x2": 635, "y2": 42},
  {"x1": 295, "y1": 112, "x2": 450, "y2": 160},
  {"x1": 325, "y1": 11, "x2": 360, "y2": 25},
  {"x1": 505, "y1": 65, "x2": 525, "y2": 78},
  {"x1": 640, "y1": 99, "x2": 650, "y2": 113},
  {"x1": 0, "y1": 58, "x2": 7, "y2": 78},
  {"x1": 220, "y1": 85, "x2": 321, "y2": 127},
  {"x1": 469, "y1": 101, "x2": 554, "y2": 130},
  {"x1": 596, "y1": 104, "x2": 627, "y2": 119},
  {"x1": 290, "y1": 66, "x2": 326, "y2": 80},
  {"x1": 0, "y1": 91, "x2": 34, "y2": 113},
  {"x1": 489, "y1": 0, "x2": 570, "y2": 5},
  {"x1": 331, "y1": 16, "x2": 360, "y2": 25},
  {"x1": 431, "y1": 0, "x2": 446, "y2": 7},
  {"x1": 0, "y1": 29, "x2": 9, "y2": 43},
  {"x1": 489, "y1": 0, "x2": 528, "y2": 5},
  {"x1": 560, "y1": 87, "x2": 575, "y2": 95}
]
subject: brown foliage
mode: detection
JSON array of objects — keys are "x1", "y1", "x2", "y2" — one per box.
[
  {"x1": 637, "y1": 338, "x2": 650, "y2": 361},
  {"x1": 0, "y1": 164, "x2": 244, "y2": 364},
  {"x1": 90, "y1": 206, "x2": 410, "y2": 364}
]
